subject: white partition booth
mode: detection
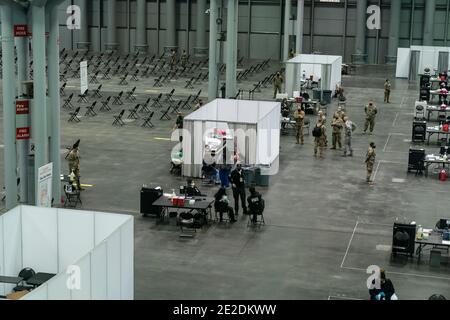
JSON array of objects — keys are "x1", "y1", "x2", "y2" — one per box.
[
  {"x1": 396, "y1": 46, "x2": 450, "y2": 78},
  {"x1": 285, "y1": 54, "x2": 342, "y2": 97},
  {"x1": 182, "y1": 99, "x2": 280, "y2": 178},
  {"x1": 0, "y1": 205, "x2": 134, "y2": 300}
]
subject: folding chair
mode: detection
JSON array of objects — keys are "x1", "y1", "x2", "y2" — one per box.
[
  {"x1": 60, "y1": 82, "x2": 67, "y2": 96},
  {"x1": 125, "y1": 87, "x2": 137, "y2": 102},
  {"x1": 185, "y1": 77, "x2": 195, "y2": 89},
  {"x1": 112, "y1": 110, "x2": 126, "y2": 126},
  {"x1": 85, "y1": 101, "x2": 97, "y2": 117},
  {"x1": 202, "y1": 72, "x2": 209, "y2": 81},
  {"x1": 165, "y1": 89, "x2": 175, "y2": 105},
  {"x1": 118, "y1": 73, "x2": 129, "y2": 85},
  {"x1": 100, "y1": 96, "x2": 112, "y2": 111},
  {"x1": 131, "y1": 69, "x2": 139, "y2": 81},
  {"x1": 77, "y1": 89, "x2": 89, "y2": 103},
  {"x1": 150, "y1": 93, "x2": 163, "y2": 108},
  {"x1": 171, "y1": 100, "x2": 183, "y2": 114},
  {"x1": 237, "y1": 56, "x2": 244, "y2": 67},
  {"x1": 161, "y1": 73, "x2": 170, "y2": 84},
  {"x1": 68, "y1": 107, "x2": 81, "y2": 122},
  {"x1": 180, "y1": 95, "x2": 192, "y2": 110},
  {"x1": 193, "y1": 73, "x2": 203, "y2": 84},
  {"x1": 113, "y1": 64, "x2": 122, "y2": 75},
  {"x1": 140, "y1": 97, "x2": 151, "y2": 113},
  {"x1": 160, "y1": 105, "x2": 172, "y2": 120},
  {"x1": 90, "y1": 71, "x2": 100, "y2": 84},
  {"x1": 92, "y1": 84, "x2": 103, "y2": 98},
  {"x1": 127, "y1": 104, "x2": 140, "y2": 119},
  {"x1": 153, "y1": 76, "x2": 163, "y2": 87},
  {"x1": 192, "y1": 90, "x2": 202, "y2": 104},
  {"x1": 60, "y1": 70, "x2": 68, "y2": 82},
  {"x1": 112, "y1": 91, "x2": 124, "y2": 105},
  {"x1": 141, "y1": 111, "x2": 155, "y2": 128},
  {"x1": 62, "y1": 93, "x2": 74, "y2": 109},
  {"x1": 103, "y1": 67, "x2": 112, "y2": 79},
  {"x1": 142, "y1": 66, "x2": 151, "y2": 78},
  {"x1": 72, "y1": 67, "x2": 81, "y2": 78}
]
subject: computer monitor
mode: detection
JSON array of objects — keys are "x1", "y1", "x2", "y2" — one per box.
[{"x1": 438, "y1": 218, "x2": 450, "y2": 230}]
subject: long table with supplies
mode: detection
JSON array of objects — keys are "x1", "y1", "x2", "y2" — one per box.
[
  {"x1": 423, "y1": 155, "x2": 450, "y2": 177},
  {"x1": 152, "y1": 196, "x2": 214, "y2": 223},
  {"x1": 415, "y1": 232, "x2": 450, "y2": 261},
  {"x1": 426, "y1": 105, "x2": 450, "y2": 121},
  {"x1": 426, "y1": 126, "x2": 450, "y2": 145}
]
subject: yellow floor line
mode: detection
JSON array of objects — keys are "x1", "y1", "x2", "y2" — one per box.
[{"x1": 80, "y1": 184, "x2": 94, "y2": 188}]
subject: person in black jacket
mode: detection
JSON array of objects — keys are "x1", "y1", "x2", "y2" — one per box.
[
  {"x1": 185, "y1": 179, "x2": 203, "y2": 197},
  {"x1": 214, "y1": 187, "x2": 236, "y2": 223},
  {"x1": 247, "y1": 187, "x2": 265, "y2": 224},
  {"x1": 369, "y1": 268, "x2": 396, "y2": 300},
  {"x1": 229, "y1": 164, "x2": 247, "y2": 215}
]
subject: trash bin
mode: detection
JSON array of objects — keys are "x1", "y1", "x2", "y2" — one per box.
[
  {"x1": 322, "y1": 90, "x2": 332, "y2": 105},
  {"x1": 255, "y1": 167, "x2": 270, "y2": 187},
  {"x1": 312, "y1": 88, "x2": 321, "y2": 100},
  {"x1": 243, "y1": 167, "x2": 256, "y2": 187}
]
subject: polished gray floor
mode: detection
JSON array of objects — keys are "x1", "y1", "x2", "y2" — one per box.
[{"x1": 1, "y1": 60, "x2": 449, "y2": 300}]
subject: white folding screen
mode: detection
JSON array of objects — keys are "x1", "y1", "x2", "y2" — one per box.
[{"x1": 2, "y1": 207, "x2": 22, "y2": 294}]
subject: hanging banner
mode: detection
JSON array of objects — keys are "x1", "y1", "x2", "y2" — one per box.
[
  {"x1": 80, "y1": 61, "x2": 88, "y2": 94},
  {"x1": 37, "y1": 163, "x2": 53, "y2": 208}
]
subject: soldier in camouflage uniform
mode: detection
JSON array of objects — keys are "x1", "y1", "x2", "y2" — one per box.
[
  {"x1": 364, "y1": 102, "x2": 378, "y2": 134},
  {"x1": 365, "y1": 142, "x2": 377, "y2": 183}
]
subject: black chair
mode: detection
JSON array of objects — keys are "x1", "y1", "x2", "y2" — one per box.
[
  {"x1": 185, "y1": 77, "x2": 195, "y2": 89},
  {"x1": 140, "y1": 97, "x2": 151, "y2": 113},
  {"x1": 153, "y1": 75, "x2": 163, "y2": 87},
  {"x1": 247, "y1": 198, "x2": 265, "y2": 228},
  {"x1": 112, "y1": 91, "x2": 124, "y2": 105},
  {"x1": 160, "y1": 105, "x2": 172, "y2": 120},
  {"x1": 64, "y1": 184, "x2": 82, "y2": 208},
  {"x1": 178, "y1": 212, "x2": 196, "y2": 237},
  {"x1": 142, "y1": 111, "x2": 155, "y2": 128},
  {"x1": 68, "y1": 107, "x2": 81, "y2": 122},
  {"x1": 85, "y1": 101, "x2": 97, "y2": 117},
  {"x1": 103, "y1": 67, "x2": 112, "y2": 79},
  {"x1": 90, "y1": 71, "x2": 100, "y2": 84},
  {"x1": 92, "y1": 84, "x2": 103, "y2": 98},
  {"x1": 150, "y1": 93, "x2": 163, "y2": 109},
  {"x1": 165, "y1": 89, "x2": 175, "y2": 105},
  {"x1": 60, "y1": 82, "x2": 67, "y2": 96},
  {"x1": 192, "y1": 90, "x2": 202, "y2": 104},
  {"x1": 125, "y1": 87, "x2": 137, "y2": 102},
  {"x1": 112, "y1": 109, "x2": 126, "y2": 126},
  {"x1": 100, "y1": 96, "x2": 112, "y2": 111},
  {"x1": 13, "y1": 268, "x2": 36, "y2": 292},
  {"x1": 171, "y1": 100, "x2": 183, "y2": 114},
  {"x1": 118, "y1": 73, "x2": 129, "y2": 85},
  {"x1": 77, "y1": 89, "x2": 89, "y2": 103},
  {"x1": 62, "y1": 93, "x2": 74, "y2": 109},
  {"x1": 127, "y1": 104, "x2": 140, "y2": 119},
  {"x1": 215, "y1": 201, "x2": 231, "y2": 223},
  {"x1": 180, "y1": 95, "x2": 192, "y2": 110},
  {"x1": 131, "y1": 69, "x2": 139, "y2": 81}
]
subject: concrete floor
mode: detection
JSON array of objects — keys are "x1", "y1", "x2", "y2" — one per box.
[{"x1": 1, "y1": 58, "x2": 450, "y2": 300}]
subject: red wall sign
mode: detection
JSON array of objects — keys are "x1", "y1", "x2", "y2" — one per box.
[
  {"x1": 16, "y1": 127, "x2": 30, "y2": 140},
  {"x1": 16, "y1": 100, "x2": 30, "y2": 115},
  {"x1": 14, "y1": 25, "x2": 28, "y2": 37}
]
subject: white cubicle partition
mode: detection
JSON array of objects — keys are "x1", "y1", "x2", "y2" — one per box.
[
  {"x1": 396, "y1": 46, "x2": 450, "y2": 78},
  {"x1": 0, "y1": 205, "x2": 133, "y2": 300}
]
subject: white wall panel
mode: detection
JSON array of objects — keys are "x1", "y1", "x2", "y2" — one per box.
[
  {"x1": 120, "y1": 220, "x2": 134, "y2": 300},
  {"x1": 71, "y1": 255, "x2": 91, "y2": 300},
  {"x1": 91, "y1": 242, "x2": 108, "y2": 300},
  {"x1": 106, "y1": 230, "x2": 121, "y2": 300},
  {"x1": 2, "y1": 207, "x2": 22, "y2": 294},
  {"x1": 94, "y1": 212, "x2": 130, "y2": 245},
  {"x1": 22, "y1": 206, "x2": 58, "y2": 274},
  {"x1": 57, "y1": 209, "x2": 95, "y2": 272},
  {"x1": 47, "y1": 273, "x2": 71, "y2": 300}
]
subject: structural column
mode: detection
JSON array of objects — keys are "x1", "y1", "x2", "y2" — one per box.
[
  {"x1": 135, "y1": 0, "x2": 148, "y2": 53},
  {"x1": 208, "y1": 0, "x2": 219, "y2": 100},
  {"x1": 48, "y1": 1, "x2": 64, "y2": 204},
  {"x1": 423, "y1": 0, "x2": 436, "y2": 46},
  {"x1": 283, "y1": 0, "x2": 291, "y2": 60},
  {"x1": 16, "y1": 35, "x2": 29, "y2": 204},
  {"x1": 165, "y1": 0, "x2": 177, "y2": 53},
  {"x1": 0, "y1": 4, "x2": 19, "y2": 209},
  {"x1": 106, "y1": 0, "x2": 119, "y2": 51},
  {"x1": 32, "y1": 3, "x2": 49, "y2": 204},
  {"x1": 225, "y1": 0, "x2": 237, "y2": 98},
  {"x1": 295, "y1": 0, "x2": 303, "y2": 55},
  {"x1": 352, "y1": 0, "x2": 368, "y2": 64},
  {"x1": 195, "y1": 0, "x2": 208, "y2": 56},
  {"x1": 386, "y1": 0, "x2": 401, "y2": 64},
  {"x1": 76, "y1": 0, "x2": 90, "y2": 50}
]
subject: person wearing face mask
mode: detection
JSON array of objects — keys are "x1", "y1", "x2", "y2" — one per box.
[
  {"x1": 229, "y1": 164, "x2": 247, "y2": 215},
  {"x1": 185, "y1": 179, "x2": 204, "y2": 197},
  {"x1": 366, "y1": 142, "x2": 377, "y2": 183}
]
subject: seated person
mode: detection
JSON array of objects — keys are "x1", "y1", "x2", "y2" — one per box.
[
  {"x1": 214, "y1": 187, "x2": 236, "y2": 223},
  {"x1": 368, "y1": 268, "x2": 396, "y2": 301},
  {"x1": 281, "y1": 99, "x2": 291, "y2": 129},
  {"x1": 185, "y1": 179, "x2": 204, "y2": 197},
  {"x1": 247, "y1": 187, "x2": 265, "y2": 224}
]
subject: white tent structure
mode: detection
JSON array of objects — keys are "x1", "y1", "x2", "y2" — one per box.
[
  {"x1": 182, "y1": 99, "x2": 280, "y2": 178},
  {"x1": 0, "y1": 205, "x2": 134, "y2": 300},
  {"x1": 396, "y1": 46, "x2": 450, "y2": 79},
  {"x1": 285, "y1": 54, "x2": 342, "y2": 97}
]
